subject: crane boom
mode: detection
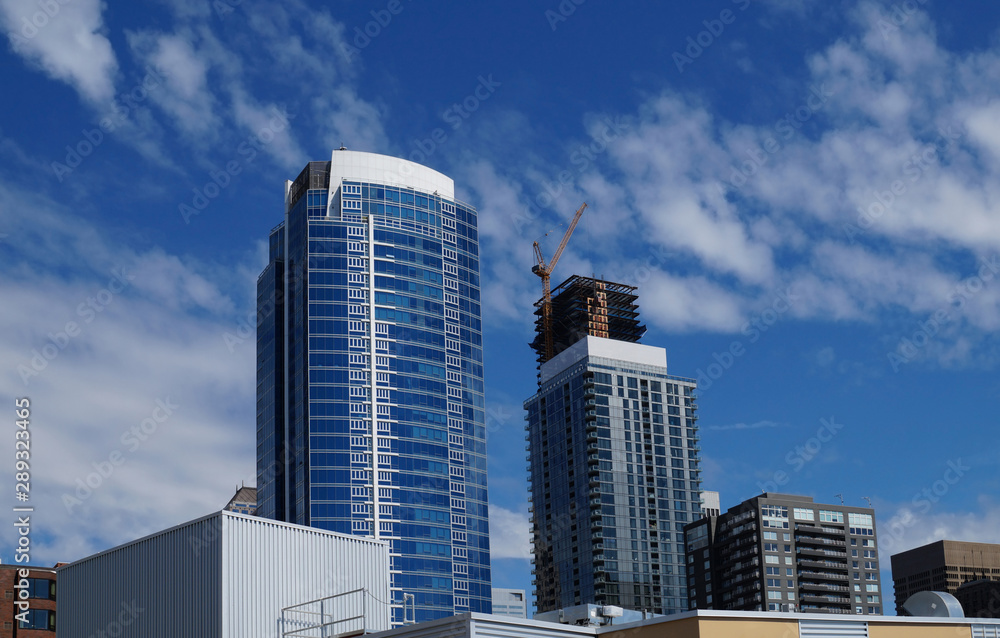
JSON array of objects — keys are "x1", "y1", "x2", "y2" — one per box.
[
  {"x1": 532, "y1": 203, "x2": 588, "y2": 363},
  {"x1": 547, "y1": 203, "x2": 587, "y2": 274}
]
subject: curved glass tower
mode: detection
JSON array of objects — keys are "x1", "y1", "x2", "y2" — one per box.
[{"x1": 257, "y1": 150, "x2": 491, "y2": 623}]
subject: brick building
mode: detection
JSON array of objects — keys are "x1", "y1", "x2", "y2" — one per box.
[{"x1": 0, "y1": 563, "x2": 58, "y2": 636}]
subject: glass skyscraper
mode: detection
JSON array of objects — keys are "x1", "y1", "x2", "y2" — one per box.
[
  {"x1": 525, "y1": 324, "x2": 701, "y2": 615},
  {"x1": 257, "y1": 150, "x2": 491, "y2": 623}
]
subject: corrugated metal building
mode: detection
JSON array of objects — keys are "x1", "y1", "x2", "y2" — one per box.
[{"x1": 57, "y1": 511, "x2": 391, "y2": 638}]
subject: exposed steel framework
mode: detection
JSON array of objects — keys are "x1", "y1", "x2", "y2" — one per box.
[
  {"x1": 532, "y1": 203, "x2": 588, "y2": 364},
  {"x1": 530, "y1": 275, "x2": 646, "y2": 366}
]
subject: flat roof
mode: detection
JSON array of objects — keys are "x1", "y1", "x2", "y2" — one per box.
[
  {"x1": 56, "y1": 510, "x2": 389, "y2": 572},
  {"x1": 369, "y1": 609, "x2": 1000, "y2": 638}
]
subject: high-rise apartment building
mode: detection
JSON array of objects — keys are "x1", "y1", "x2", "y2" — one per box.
[
  {"x1": 525, "y1": 278, "x2": 701, "y2": 615},
  {"x1": 257, "y1": 150, "x2": 491, "y2": 623},
  {"x1": 891, "y1": 540, "x2": 1000, "y2": 615},
  {"x1": 685, "y1": 493, "x2": 883, "y2": 615}
]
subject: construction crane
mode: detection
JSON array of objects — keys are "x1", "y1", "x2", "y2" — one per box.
[{"x1": 532, "y1": 202, "x2": 588, "y2": 363}]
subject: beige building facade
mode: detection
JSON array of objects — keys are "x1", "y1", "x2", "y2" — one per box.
[{"x1": 370, "y1": 609, "x2": 1000, "y2": 638}]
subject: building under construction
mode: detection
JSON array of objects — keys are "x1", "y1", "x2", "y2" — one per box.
[{"x1": 530, "y1": 275, "x2": 645, "y2": 366}]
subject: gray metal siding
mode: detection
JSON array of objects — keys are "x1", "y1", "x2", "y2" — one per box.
[
  {"x1": 57, "y1": 512, "x2": 223, "y2": 638},
  {"x1": 799, "y1": 619, "x2": 868, "y2": 637},
  {"x1": 57, "y1": 511, "x2": 390, "y2": 638}
]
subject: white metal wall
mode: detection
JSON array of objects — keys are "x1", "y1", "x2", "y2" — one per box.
[
  {"x1": 221, "y1": 512, "x2": 391, "y2": 636},
  {"x1": 56, "y1": 511, "x2": 390, "y2": 638}
]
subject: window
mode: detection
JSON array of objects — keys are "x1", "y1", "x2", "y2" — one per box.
[
  {"x1": 22, "y1": 578, "x2": 55, "y2": 600},
  {"x1": 18, "y1": 609, "x2": 55, "y2": 631},
  {"x1": 793, "y1": 507, "x2": 815, "y2": 521},
  {"x1": 849, "y1": 512, "x2": 873, "y2": 527},
  {"x1": 819, "y1": 510, "x2": 844, "y2": 523}
]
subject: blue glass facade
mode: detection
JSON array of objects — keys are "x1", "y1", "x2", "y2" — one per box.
[
  {"x1": 257, "y1": 153, "x2": 491, "y2": 623},
  {"x1": 525, "y1": 341, "x2": 700, "y2": 615}
]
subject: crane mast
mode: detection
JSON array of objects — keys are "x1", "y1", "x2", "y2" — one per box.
[{"x1": 532, "y1": 203, "x2": 588, "y2": 363}]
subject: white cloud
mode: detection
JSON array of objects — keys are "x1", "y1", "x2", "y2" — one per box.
[
  {"x1": 459, "y1": 1, "x2": 1000, "y2": 371},
  {"x1": 0, "y1": 181, "x2": 256, "y2": 563},
  {"x1": 127, "y1": 29, "x2": 219, "y2": 139},
  {"x1": 0, "y1": 0, "x2": 118, "y2": 104},
  {"x1": 879, "y1": 496, "x2": 1000, "y2": 558},
  {"x1": 488, "y1": 505, "x2": 531, "y2": 560}
]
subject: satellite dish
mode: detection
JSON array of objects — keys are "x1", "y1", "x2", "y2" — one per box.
[{"x1": 902, "y1": 591, "x2": 965, "y2": 617}]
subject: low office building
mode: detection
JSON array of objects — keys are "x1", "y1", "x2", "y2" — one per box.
[
  {"x1": 56, "y1": 510, "x2": 391, "y2": 638},
  {"x1": 956, "y1": 579, "x2": 1000, "y2": 619},
  {"x1": 685, "y1": 493, "x2": 883, "y2": 615},
  {"x1": 0, "y1": 563, "x2": 58, "y2": 636},
  {"x1": 365, "y1": 608, "x2": 1000, "y2": 638},
  {"x1": 892, "y1": 540, "x2": 1000, "y2": 615},
  {"x1": 491, "y1": 588, "x2": 528, "y2": 618}
]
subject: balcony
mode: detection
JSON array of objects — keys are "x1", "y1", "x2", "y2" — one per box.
[
  {"x1": 797, "y1": 556, "x2": 847, "y2": 569},
  {"x1": 800, "y1": 593, "x2": 851, "y2": 605},
  {"x1": 798, "y1": 546, "x2": 847, "y2": 559},
  {"x1": 795, "y1": 523, "x2": 845, "y2": 537},
  {"x1": 796, "y1": 536, "x2": 846, "y2": 548},
  {"x1": 797, "y1": 570, "x2": 849, "y2": 582},
  {"x1": 798, "y1": 581, "x2": 849, "y2": 593}
]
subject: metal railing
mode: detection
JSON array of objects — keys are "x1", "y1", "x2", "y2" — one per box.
[{"x1": 281, "y1": 588, "x2": 412, "y2": 637}]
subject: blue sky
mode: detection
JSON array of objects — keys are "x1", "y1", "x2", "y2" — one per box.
[{"x1": 2, "y1": 0, "x2": 1000, "y2": 615}]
